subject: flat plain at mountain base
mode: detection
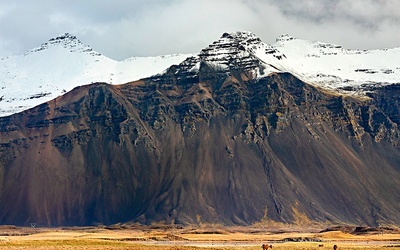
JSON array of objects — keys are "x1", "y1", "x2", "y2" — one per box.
[{"x1": 0, "y1": 225, "x2": 399, "y2": 249}]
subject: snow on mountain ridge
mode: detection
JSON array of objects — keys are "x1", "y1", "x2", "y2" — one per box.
[
  {"x1": 205, "y1": 32, "x2": 400, "y2": 95},
  {"x1": 273, "y1": 35, "x2": 400, "y2": 94},
  {"x1": 199, "y1": 31, "x2": 400, "y2": 96},
  {"x1": 0, "y1": 33, "x2": 193, "y2": 117},
  {"x1": 1, "y1": 31, "x2": 399, "y2": 117}
]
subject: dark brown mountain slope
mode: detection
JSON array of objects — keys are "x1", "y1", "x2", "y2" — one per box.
[{"x1": 0, "y1": 61, "x2": 399, "y2": 226}]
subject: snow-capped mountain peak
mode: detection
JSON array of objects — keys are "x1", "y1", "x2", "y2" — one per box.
[
  {"x1": 199, "y1": 31, "x2": 285, "y2": 64},
  {"x1": 198, "y1": 31, "x2": 264, "y2": 69},
  {"x1": 164, "y1": 31, "x2": 286, "y2": 80},
  {"x1": 0, "y1": 33, "x2": 193, "y2": 117},
  {"x1": 219, "y1": 31, "x2": 262, "y2": 47},
  {"x1": 26, "y1": 33, "x2": 99, "y2": 56},
  {"x1": 1, "y1": 31, "x2": 399, "y2": 117}
]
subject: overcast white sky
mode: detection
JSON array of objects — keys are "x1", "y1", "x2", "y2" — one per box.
[{"x1": 0, "y1": 0, "x2": 399, "y2": 60}]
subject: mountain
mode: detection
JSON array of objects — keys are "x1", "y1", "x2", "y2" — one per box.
[
  {"x1": 2, "y1": 32, "x2": 399, "y2": 118},
  {"x1": 273, "y1": 34, "x2": 400, "y2": 94},
  {"x1": 0, "y1": 31, "x2": 399, "y2": 227},
  {"x1": 0, "y1": 33, "x2": 192, "y2": 116}
]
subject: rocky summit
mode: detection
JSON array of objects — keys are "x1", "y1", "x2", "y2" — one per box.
[{"x1": 0, "y1": 32, "x2": 399, "y2": 227}]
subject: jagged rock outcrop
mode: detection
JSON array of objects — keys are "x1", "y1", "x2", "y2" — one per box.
[{"x1": 0, "y1": 32, "x2": 399, "y2": 227}]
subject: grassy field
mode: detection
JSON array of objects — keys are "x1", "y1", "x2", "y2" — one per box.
[{"x1": 0, "y1": 225, "x2": 399, "y2": 249}]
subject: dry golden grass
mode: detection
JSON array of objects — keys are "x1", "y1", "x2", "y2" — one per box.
[{"x1": 0, "y1": 226, "x2": 399, "y2": 249}]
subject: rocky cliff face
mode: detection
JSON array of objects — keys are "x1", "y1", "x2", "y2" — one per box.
[{"x1": 0, "y1": 33, "x2": 399, "y2": 227}]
